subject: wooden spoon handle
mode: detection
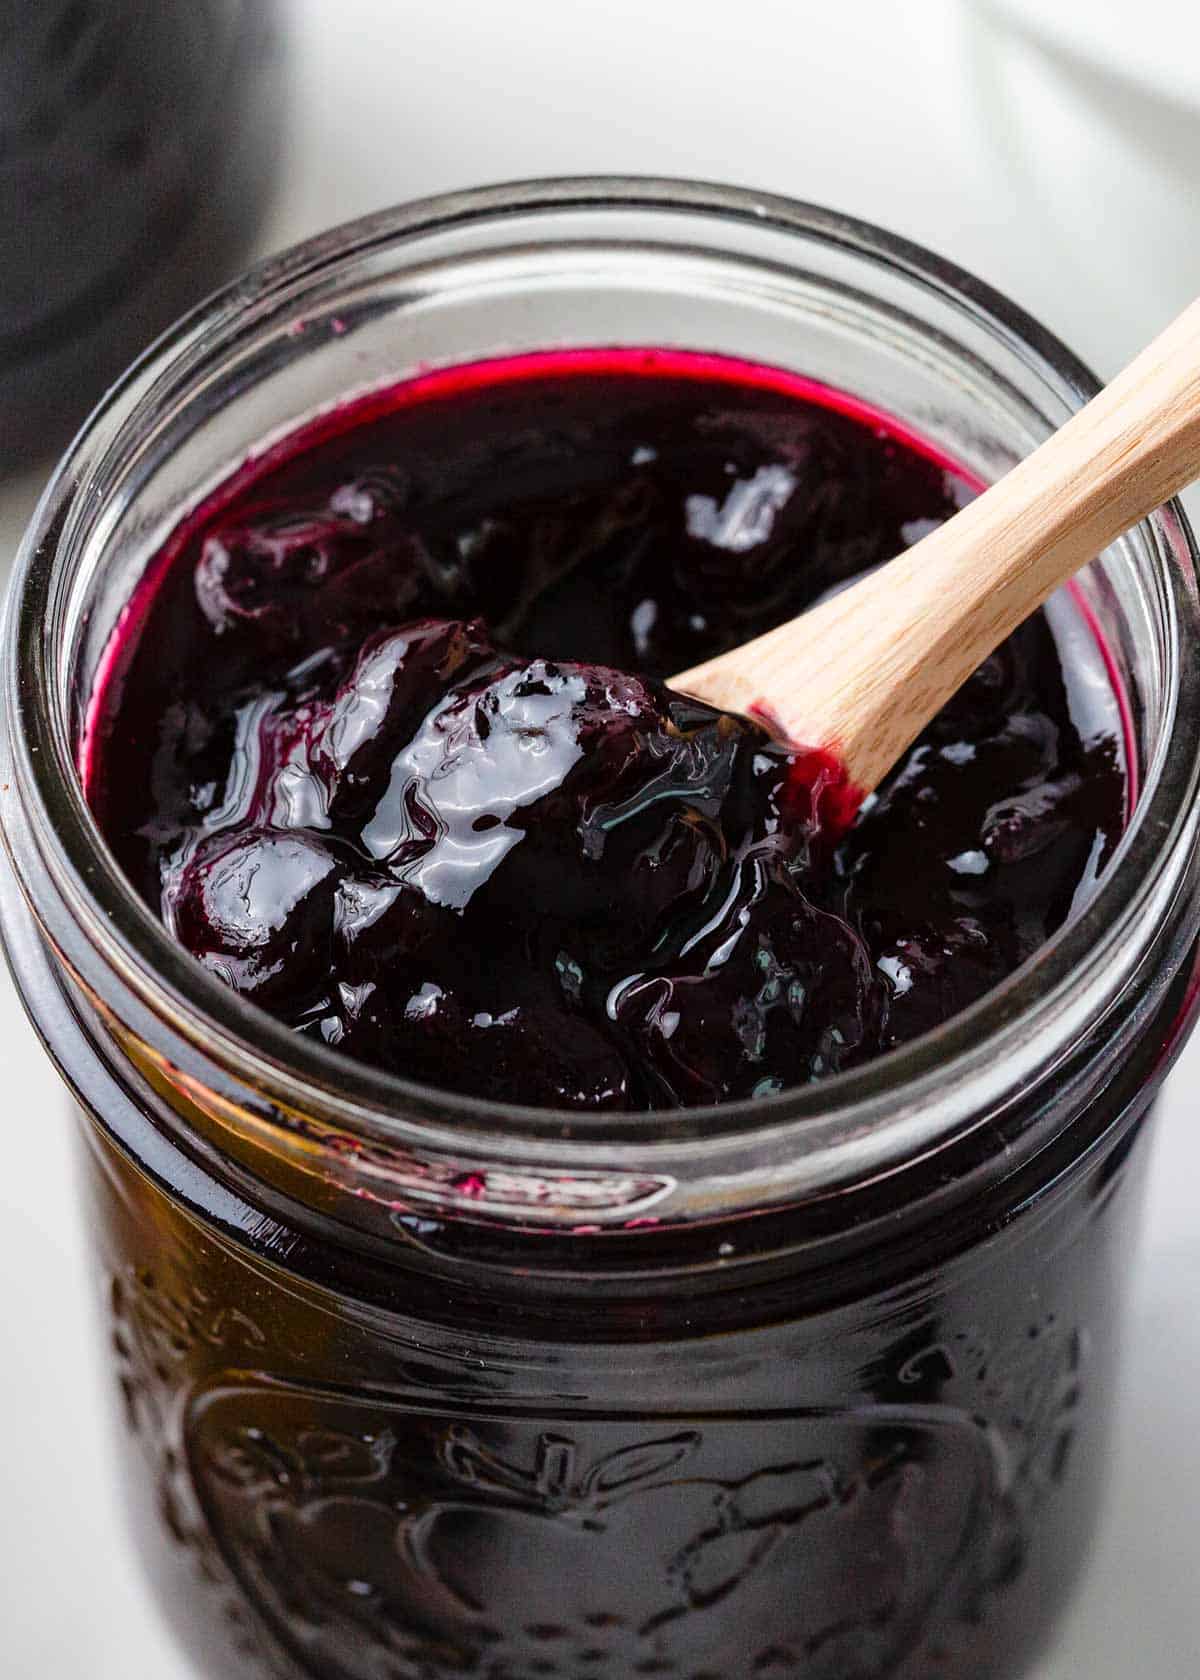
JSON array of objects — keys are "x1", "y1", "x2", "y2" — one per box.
[{"x1": 672, "y1": 294, "x2": 1200, "y2": 797}]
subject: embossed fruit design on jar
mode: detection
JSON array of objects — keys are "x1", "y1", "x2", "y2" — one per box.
[
  {"x1": 86, "y1": 1110, "x2": 1123, "y2": 1680},
  {"x1": 4, "y1": 185, "x2": 1200, "y2": 1680}
]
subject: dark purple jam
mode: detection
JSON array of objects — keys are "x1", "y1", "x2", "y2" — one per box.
[{"x1": 85, "y1": 350, "x2": 1127, "y2": 1110}]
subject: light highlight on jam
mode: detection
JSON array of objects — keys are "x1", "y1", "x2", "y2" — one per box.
[{"x1": 85, "y1": 351, "x2": 1126, "y2": 1108}]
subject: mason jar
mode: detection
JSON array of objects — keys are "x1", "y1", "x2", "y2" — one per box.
[
  {"x1": 2, "y1": 180, "x2": 1199, "y2": 1680},
  {"x1": 0, "y1": 0, "x2": 284, "y2": 473}
]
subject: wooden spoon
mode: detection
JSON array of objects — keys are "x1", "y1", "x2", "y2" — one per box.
[{"x1": 671, "y1": 296, "x2": 1200, "y2": 816}]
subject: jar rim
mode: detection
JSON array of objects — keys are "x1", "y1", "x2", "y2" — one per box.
[{"x1": 5, "y1": 176, "x2": 1200, "y2": 1220}]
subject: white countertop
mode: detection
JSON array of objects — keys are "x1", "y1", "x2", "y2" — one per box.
[{"x1": 3, "y1": 2, "x2": 1200, "y2": 1673}]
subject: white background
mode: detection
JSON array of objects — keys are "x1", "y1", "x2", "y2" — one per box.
[{"x1": 3, "y1": 2, "x2": 1200, "y2": 1673}]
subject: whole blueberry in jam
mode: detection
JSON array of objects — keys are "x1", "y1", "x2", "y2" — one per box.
[{"x1": 85, "y1": 351, "x2": 1126, "y2": 1110}]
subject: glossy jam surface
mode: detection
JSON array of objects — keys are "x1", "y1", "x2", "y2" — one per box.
[{"x1": 86, "y1": 351, "x2": 1126, "y2": 1109}]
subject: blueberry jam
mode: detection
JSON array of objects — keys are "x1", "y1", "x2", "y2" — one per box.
[{"x1": 85, "y1": 350, "x2": 1127, "y2": 1110}]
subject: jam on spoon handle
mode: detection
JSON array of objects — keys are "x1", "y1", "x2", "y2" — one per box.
[{"x1": 671, "y1": 293, "x2": 1200, "y2": 801}]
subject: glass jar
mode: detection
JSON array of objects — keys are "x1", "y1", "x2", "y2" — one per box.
[
  {"x1": 0, "y1": 0, "x2": 284, "y2": 474},
  {"x1": 3, "y1": 180, "x2": 1200, "y2": 1680}
]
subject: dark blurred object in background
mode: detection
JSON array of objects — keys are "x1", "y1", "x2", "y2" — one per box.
[{"x1": 0, "y1": 0, "x2": 284, "y2": 475}]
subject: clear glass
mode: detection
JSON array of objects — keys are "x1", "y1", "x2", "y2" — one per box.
[{"x1": 3, "y1": 180, "x2": 1200, "y2": 1680}]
